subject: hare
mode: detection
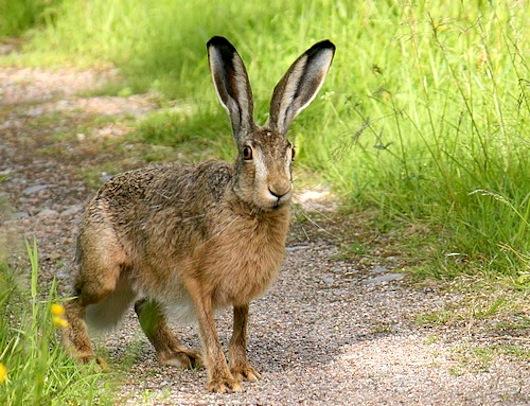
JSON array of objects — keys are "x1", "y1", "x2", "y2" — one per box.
[{"x1": 63, "y1": 36, "x2": 335, "y2": 393}]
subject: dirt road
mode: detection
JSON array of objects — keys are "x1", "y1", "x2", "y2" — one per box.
[{"x1": 0, "y1": 67, "x2": 528, "y2": 405}]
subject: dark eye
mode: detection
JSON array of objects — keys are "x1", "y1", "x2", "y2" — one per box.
[
  {"x1": 291, "y1": 147, "x2": 296, "y2": 160},
  {"x1": 243, "y1": 146, "x2": 253, "y2": 160}
]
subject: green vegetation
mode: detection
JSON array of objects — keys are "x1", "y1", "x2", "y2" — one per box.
[
  {"x1": 2, "y1": 1, "x2": 529, "y2": 283},
  {"x1": 0, "y1": 0, "x2": 63, "y2": 37},
  {"x1": 450, "y1": 343, "x2": 530, "y2": 376},
  {"x1": 0, "y1": 242, "x2": 113, "y2": 405},
  {"x1": 415, "y1": 291, "x2": 529, "y2": 328}
]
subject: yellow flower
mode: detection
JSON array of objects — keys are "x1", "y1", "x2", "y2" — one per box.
[
  {"x1": 50, "y1": 303, "x2": 65, "y2": 317},
  {"x1": 0, "y1": 362, "x2": 7, "y2": 384},
  {"x1": 52, "y1": 316, "x2": 69, "y2": 329}
]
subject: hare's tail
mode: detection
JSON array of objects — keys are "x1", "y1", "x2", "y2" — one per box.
[{"x1": 85, "y1": 275, "x2": 137, "y2": 330}]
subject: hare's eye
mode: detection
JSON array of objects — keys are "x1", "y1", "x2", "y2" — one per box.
[
  {"x1": 291, "y1": 147, "x2": 296, "y2": 160},
  {"x1": 243, "y1": 146, "x2": 253, "y2": 160}
]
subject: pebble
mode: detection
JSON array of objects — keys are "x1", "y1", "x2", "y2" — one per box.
[
  {"x1": 100, "y1": 172, "x2": 113, "y2": 182},
  {"x1": 365, "y1": 272, "x2": 405, "y2": 284},
  {"x1": 372, "y1": 265, "x2": 388, "y2": 274},
  {"x1": 286, "y1": 244, "x2": 310, "y2": 252},
  {"x1": 321, "y1": 275, "x2": 334, "y2": 285},
  {"x1": 23, "y1": 184, "x2": 49, "y2": 195},
  {"x1": 38, "y1": 208, "x2": 58, "y2": 217},
  {"x1": 61, "y1": 204, "x2": 84, "y2": 216}
]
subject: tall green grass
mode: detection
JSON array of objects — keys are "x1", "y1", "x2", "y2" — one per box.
[
  {"x1": 0, "y1": 241, "x2": 113, "y2": 405},
  {"x1": 0, "y1": 0, "x2": 63, "y2": 37},
  {"x1": 4, "y1": 0, "x2": 530, "y2": 282}
]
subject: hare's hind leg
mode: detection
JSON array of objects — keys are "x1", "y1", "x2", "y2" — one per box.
[
  {"x1": 134, "y1": 299, "x2": 201, "y2": 369},
  {"x1": 64, "y1": 268, "x2": 121, "y2": 363},
  {"x1": 63, "y1": 229, "x2": 125, "y2": 363}
]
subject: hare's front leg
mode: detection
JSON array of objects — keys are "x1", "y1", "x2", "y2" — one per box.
[
  {"x1": 229, "y1": 304, "x2": 261, "y2": 383},
  {"x1": 187, "y1": 280, "x2": 241, "y2": 393}
]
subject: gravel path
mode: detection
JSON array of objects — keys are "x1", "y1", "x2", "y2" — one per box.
[{"x1": 0, "y1": 67, "x2": 528, "y2": 405}]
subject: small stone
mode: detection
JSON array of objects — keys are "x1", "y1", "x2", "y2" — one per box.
[
  {"x1": 100, "y1": 172, "x2": 112, "y2": 182},
  {"x1": 365, "y1": 273, "x2": 405, "y2": 284},
  {"x1": 61, "y1": 204, "x2": 83, "y2": 216},
  {"x1": 38, "y1": 208, "x2": 58, "y2": 217},
  {"x1": 322, "y1": 275, "x2": 334, "y2": 284},
  {"x1": 13, "y1": 211, "x2": 29, "y2": 219},
  {"x1": 286, "y1": 245, "x2": 310, "y2": 252},
  {"x1": 372, "y1": 265, "x2": 388, "y2": 274},
  {"x1": 23, "y1": 184, "x2": 48, "y2": 195}
]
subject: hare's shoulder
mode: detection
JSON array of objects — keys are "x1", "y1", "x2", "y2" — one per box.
[
  {"x1": 157, "y1": 160, "x2": 234, "y2": 205},
  {"x1": 192, "y1": 160, "x2": 234, "y2": 198}
]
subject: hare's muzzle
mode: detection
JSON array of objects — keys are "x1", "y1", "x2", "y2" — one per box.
[{"x1": 267, "y1": 184, "x2": 292, "y2": 209}]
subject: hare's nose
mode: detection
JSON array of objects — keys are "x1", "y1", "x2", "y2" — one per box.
[{"x1": 268, "y1": 185, "x2": 291, "y2": 199}]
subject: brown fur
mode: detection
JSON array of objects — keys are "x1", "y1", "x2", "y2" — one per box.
[{"x1": 63, "y1": 36, "x2": 334, "y2": 393}]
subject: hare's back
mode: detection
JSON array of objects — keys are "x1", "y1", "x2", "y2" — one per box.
[
  {"x1": 82, "y1": 161, "x2": 233, "y2": 241},
  {"x1": 94, "y1": 160, "x2": 232, "y2": 209}
]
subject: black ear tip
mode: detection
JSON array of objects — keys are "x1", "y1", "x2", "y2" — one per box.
[
  {"x1": 321, "y1": 39, "x2": 336, "y2": 50},
  {"x1": 311, "y1": 39, "x2": 336, "y2": 53},
  {"x1": 207, "y1": 36, "x2": 236, "y2": 51}
]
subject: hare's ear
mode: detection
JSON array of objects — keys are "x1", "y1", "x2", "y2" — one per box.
[
  {"x1": 207, "y1": 36, "x2": 254, "y2": 139},
  {"x1": 269, "y1": 40, "x2": 335, "y2": 135}
]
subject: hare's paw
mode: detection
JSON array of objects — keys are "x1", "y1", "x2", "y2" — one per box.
[
  {"x1": 94, "y1": 356, "x2": 110, "y2": 372},
  {"x1": 207, "y1": 372, "x2": 242, "y2": 393},
  {"x1": 159, "y1": 348, "x2": 202, "y2": 369},
  {"x1": 73, "y1": 352, "x2": 109, "y2": 372},
  {"x1": 231, "y1": 363, "x2": 261, "y2": 383}
]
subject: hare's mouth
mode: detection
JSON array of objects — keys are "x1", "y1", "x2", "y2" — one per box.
[
  {"x1": 275, "y1": 197, "x2": 288, "y2": 207},
  {"x1": 252, "y1": 196, "x2": 290, "y2": 211},
  {"x1": 266, "y1": 186, "x2": 292, "y2": 208},
  {"x1": 269, "y1": 194, "x2": 291, "y2": 210}
]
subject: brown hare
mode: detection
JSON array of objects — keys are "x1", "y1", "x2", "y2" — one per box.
[{"x1": 63, "y1": 36, "x2": 335, "y2": 393}]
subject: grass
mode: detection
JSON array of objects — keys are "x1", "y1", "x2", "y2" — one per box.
[
  {"x1": 494, "y1": 316, "x2": 530, "y2": 333},
  {"x1": 0, "y1": 241, "x2": 113, "y2": 405},
  {"x1": 1, "y1": 1, "x2": 530, "y2": 284},
  {"x1": 0, "y1": 0, "x2": 63, "y2": 37},
  {"x1": 414, "y1": 287, "x2": 530, "y2": 328},
  {"x1": 450, "y1": 343, "x2": 530, "y2": 376}
]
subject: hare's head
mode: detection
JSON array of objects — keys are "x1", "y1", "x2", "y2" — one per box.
[{"x1": 207, "y1": 36, "x2": 335, "y2": 210}]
